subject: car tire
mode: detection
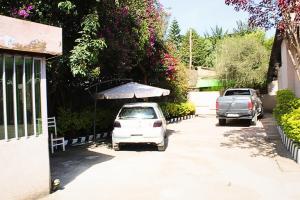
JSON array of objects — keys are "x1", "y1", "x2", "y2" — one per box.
[
  {"x1": 258, "y1": 107, "x2": 264, "y2": 119},
  {"x1": 219, "y1": 119, "x2": 226, "y2": 126},
  {"x1": 158, "y1": 145, "x2": 165, "y2": 151},
  {"x1": 251, "y1": 114, "x2": 257, "y2": 126},
  {"x1": 157, "y1": 140, "x2": 165, "y2": 152}
]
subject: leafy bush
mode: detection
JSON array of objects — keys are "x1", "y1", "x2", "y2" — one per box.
[
  {"x1": 273, "y1": 89, "x2": 300, "y2": 143},
  {"x1": 160, "y1": 102, "x2": 196, "y2": 119},
  {"x1": 281, "y1": 108, "x2": 300, "y2": 143},
  {"x1": 57, "y1": 106, "x2": 120, "y2": 138},
  {"x1": 273, "y1": 90, "x2": 300, "y2": 125},
  {"x1": 56, "y1": 102, "x2": 196, "y2": 138},
  {"x1": 215, "y1": 34, "x2": 269, "y2": 89}
]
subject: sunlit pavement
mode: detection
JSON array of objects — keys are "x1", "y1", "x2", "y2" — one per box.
[{"x1": 42, "y1": 113, "x2": 300, "y2": 200}]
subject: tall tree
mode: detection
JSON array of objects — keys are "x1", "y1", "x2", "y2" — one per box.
[
  {"x1": 168, "y1": 19, "x2": 182, "y2": 50},
  {"x1": 233, "y1": 20, "x2": 257, "y2": 36},
  {"x1": 216, "y1": 35, "x2": 269, "y2": 88},
  {"x1": 180, "y1": 29, "x2": 213, "y2": 68},
  {"x1": 204, "y1": 25, "x2": 228, "y2": 47}
]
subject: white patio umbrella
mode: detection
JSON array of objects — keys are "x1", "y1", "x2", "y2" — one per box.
[{"x1": 96, "y1": 82, "x2": 170, "y2": 99}]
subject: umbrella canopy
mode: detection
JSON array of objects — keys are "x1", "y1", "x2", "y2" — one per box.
[{"x1": 96, "y1": 82, "x2": 170, "y2": 99}]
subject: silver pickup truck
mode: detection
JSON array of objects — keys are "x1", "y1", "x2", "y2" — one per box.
[{"x1": 216, "y1": 88, "x2": 263, "y2": 126}]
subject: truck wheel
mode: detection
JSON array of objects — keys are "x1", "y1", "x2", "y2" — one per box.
[
  {"x1": 258, "y1": 107, "x2": 264, "y2": 119},
  {"x1": 219, "y1": 119, "x2": 226, "y2": 126},
  {"x1": 251, "y1": 114, "x2": 257, "y2": 126}
]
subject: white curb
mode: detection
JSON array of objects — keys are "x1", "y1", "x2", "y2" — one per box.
[{"x1": 277, "y1": 126, "x2": 300, "y2": 164}]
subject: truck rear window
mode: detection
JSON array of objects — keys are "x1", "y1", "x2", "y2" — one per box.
[
  {"x1": 118, "y1": 107, "x2": 157, "y2": 119},
  {"x1": 224, "y1": 90, "x2": 250, "y2": 96}
]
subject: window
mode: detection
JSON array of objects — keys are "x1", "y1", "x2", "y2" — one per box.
[
  {"x1": 16, "y1": 56, "x2": 25, "y2": 137},
  {"x1": 0, "y1": 55, "x2": 44, "y2": 140},
  {"x1": 224, "y1": 90, "x2": 251, "y2": 96},
  {"x1": 25, "y1": 58, "x2": 34, "y2": 136},
  {"x1": 118, "y1": 107, "x2": 158, "y2": 119},
  {"x1": 0, "y1": 55, "x2": 3, "y2": 140},
  {"x1": 5, "y1": 56, "x2": 15, "y2": 139},
  {"x1": 34, "y1": 59, "x2": 42, "y2": 135}
]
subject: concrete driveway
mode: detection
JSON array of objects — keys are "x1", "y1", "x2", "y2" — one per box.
[{"x1": 43, "y1": 114, "x2": 300, "y2": 200}]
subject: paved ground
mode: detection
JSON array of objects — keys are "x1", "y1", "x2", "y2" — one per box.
[{"x1": 43, "y1": 114, "x2": 300, "y2": 200}]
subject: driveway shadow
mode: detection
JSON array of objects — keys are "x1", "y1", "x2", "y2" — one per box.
[
  {"x1": 50, "y1": 146, "x2": 114, "y2": 189},
  {"x1": 216, "y1": 119, "x2": 251, "y2": 127},
  {"x1": 220, "y1": 113, "x2": 292, "y2": 159}
]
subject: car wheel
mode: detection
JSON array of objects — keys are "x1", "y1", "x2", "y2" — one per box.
[
  {"x1": 157, "y1": 140, "x2": 165, "y2": 152},
  {"x1": 219, "y1": 119, "x2": 226, "y2": 126},
  {"x1": 251, "y1": 114, "x2": 257, "y2": 126}
]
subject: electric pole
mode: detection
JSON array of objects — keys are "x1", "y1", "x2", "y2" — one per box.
[{"x1": 189, "y1": 28, "x2": 192, "y2": 69}]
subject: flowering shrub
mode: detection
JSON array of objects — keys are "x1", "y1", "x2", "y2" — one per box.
[
  {"x1": 162, "y1": 53, "x2": 177, "y2": 80},
  {"x1": 13, "y1": 4, "x2": 34, "y2": 18}
]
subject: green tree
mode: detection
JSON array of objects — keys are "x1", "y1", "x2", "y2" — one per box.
[
  {"x1": 167, "y1": 19, "x2": 182, "y2": 50},
  {"x1": 202, "y1": 25, "x2": 229, "y2": 68},
  {"x1": 263, "y1": 37, "x2": 274, "y2": 52},
  {"x1": 204, "y1": 25, "x2": 228, "y2": 46},
  {"x1": 70, "y1": 13, "x2": 106, "y2": 78},
  {"x1": 215, "y1": 35, "x2": 269, "y2": 89},
  {"x1": 233, "y1": 20, "x2": 257, "y2": 36},
  {"x1": 180, "y1": 29, "x2": 213, "y2": 68}
]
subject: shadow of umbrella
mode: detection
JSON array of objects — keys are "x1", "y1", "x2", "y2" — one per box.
[{"x1": 50, "y1": 147, "x2": 114, "y2": 189}]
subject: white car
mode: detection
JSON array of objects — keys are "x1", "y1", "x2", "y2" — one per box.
[{"x1": 112, "y1": 103, "x2": 167, "y2": 151}]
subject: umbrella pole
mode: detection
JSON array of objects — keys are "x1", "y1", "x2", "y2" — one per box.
[{"x1": 93, "y1": 85, "x2": 98, "y2": 143}]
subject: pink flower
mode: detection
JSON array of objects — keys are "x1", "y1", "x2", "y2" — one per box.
[
  {"x1": 18, "y1": 9, "x2": 29, "y2": 18},
  {"x1": 27, "y1": 5, "x2": 34, "y2": 11}
]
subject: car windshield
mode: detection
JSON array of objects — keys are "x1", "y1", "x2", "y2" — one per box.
[
  {"x1": 118, "y1": 107, "x2": 157, "y2": 119},
  {"x1": 224, "y1": 90, "x2": 250, "y2": 96}
]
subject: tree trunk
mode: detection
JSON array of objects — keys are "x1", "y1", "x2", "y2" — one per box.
[{"x1": 138, "y1": 65, "x2": 148, "y2": 84}]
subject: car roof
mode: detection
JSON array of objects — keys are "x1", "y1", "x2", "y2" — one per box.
[{"x1": 122, "y1": 102, "x2": 159, "y2": 108}]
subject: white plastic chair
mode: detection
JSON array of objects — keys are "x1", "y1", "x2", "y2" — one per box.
[{"x1": 48, "y1": 117, "x2": 65, "y2": 154}]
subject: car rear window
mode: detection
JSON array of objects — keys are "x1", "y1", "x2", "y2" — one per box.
[
  {"x1": 118, "y1": 107, "x2": 158, "y2": 119},
  {"x1": 224, "y1": 90, "x2": 250, "y2": 96}
]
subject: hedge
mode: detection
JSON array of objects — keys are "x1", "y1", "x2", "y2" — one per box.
[
  {"x1": 281, "y1": 108, "x2": 300, "y2": 143},
  {"x1": 274, "y1": 90, "x2": 300, "y2": 143},
  {"x1": 56, "y1": 102, "x2": 196, "y2": 138},
  {"x1": 160, "y1": 102, "x2": 196, "y2": 119},
  {"x1": 57, "y1": 106, "x2": 120, "y2": 138}
]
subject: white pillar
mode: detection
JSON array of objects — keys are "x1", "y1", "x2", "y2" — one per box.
[{"x1": 40, "y1": 58, "x2": 48, "y2": 137}]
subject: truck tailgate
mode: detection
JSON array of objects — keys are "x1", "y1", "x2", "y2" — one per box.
[{"x1": 217, "y1": 96, "x2": 252, "y2": 116}]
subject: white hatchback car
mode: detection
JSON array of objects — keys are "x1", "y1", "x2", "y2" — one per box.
[{"x1": 112, "y1": 103, "x2": 167, "y2": 151}]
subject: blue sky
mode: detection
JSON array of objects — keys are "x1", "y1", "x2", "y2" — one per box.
[{"x1": 160, "y1": 0, "x2": 275, "y2": 37}]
